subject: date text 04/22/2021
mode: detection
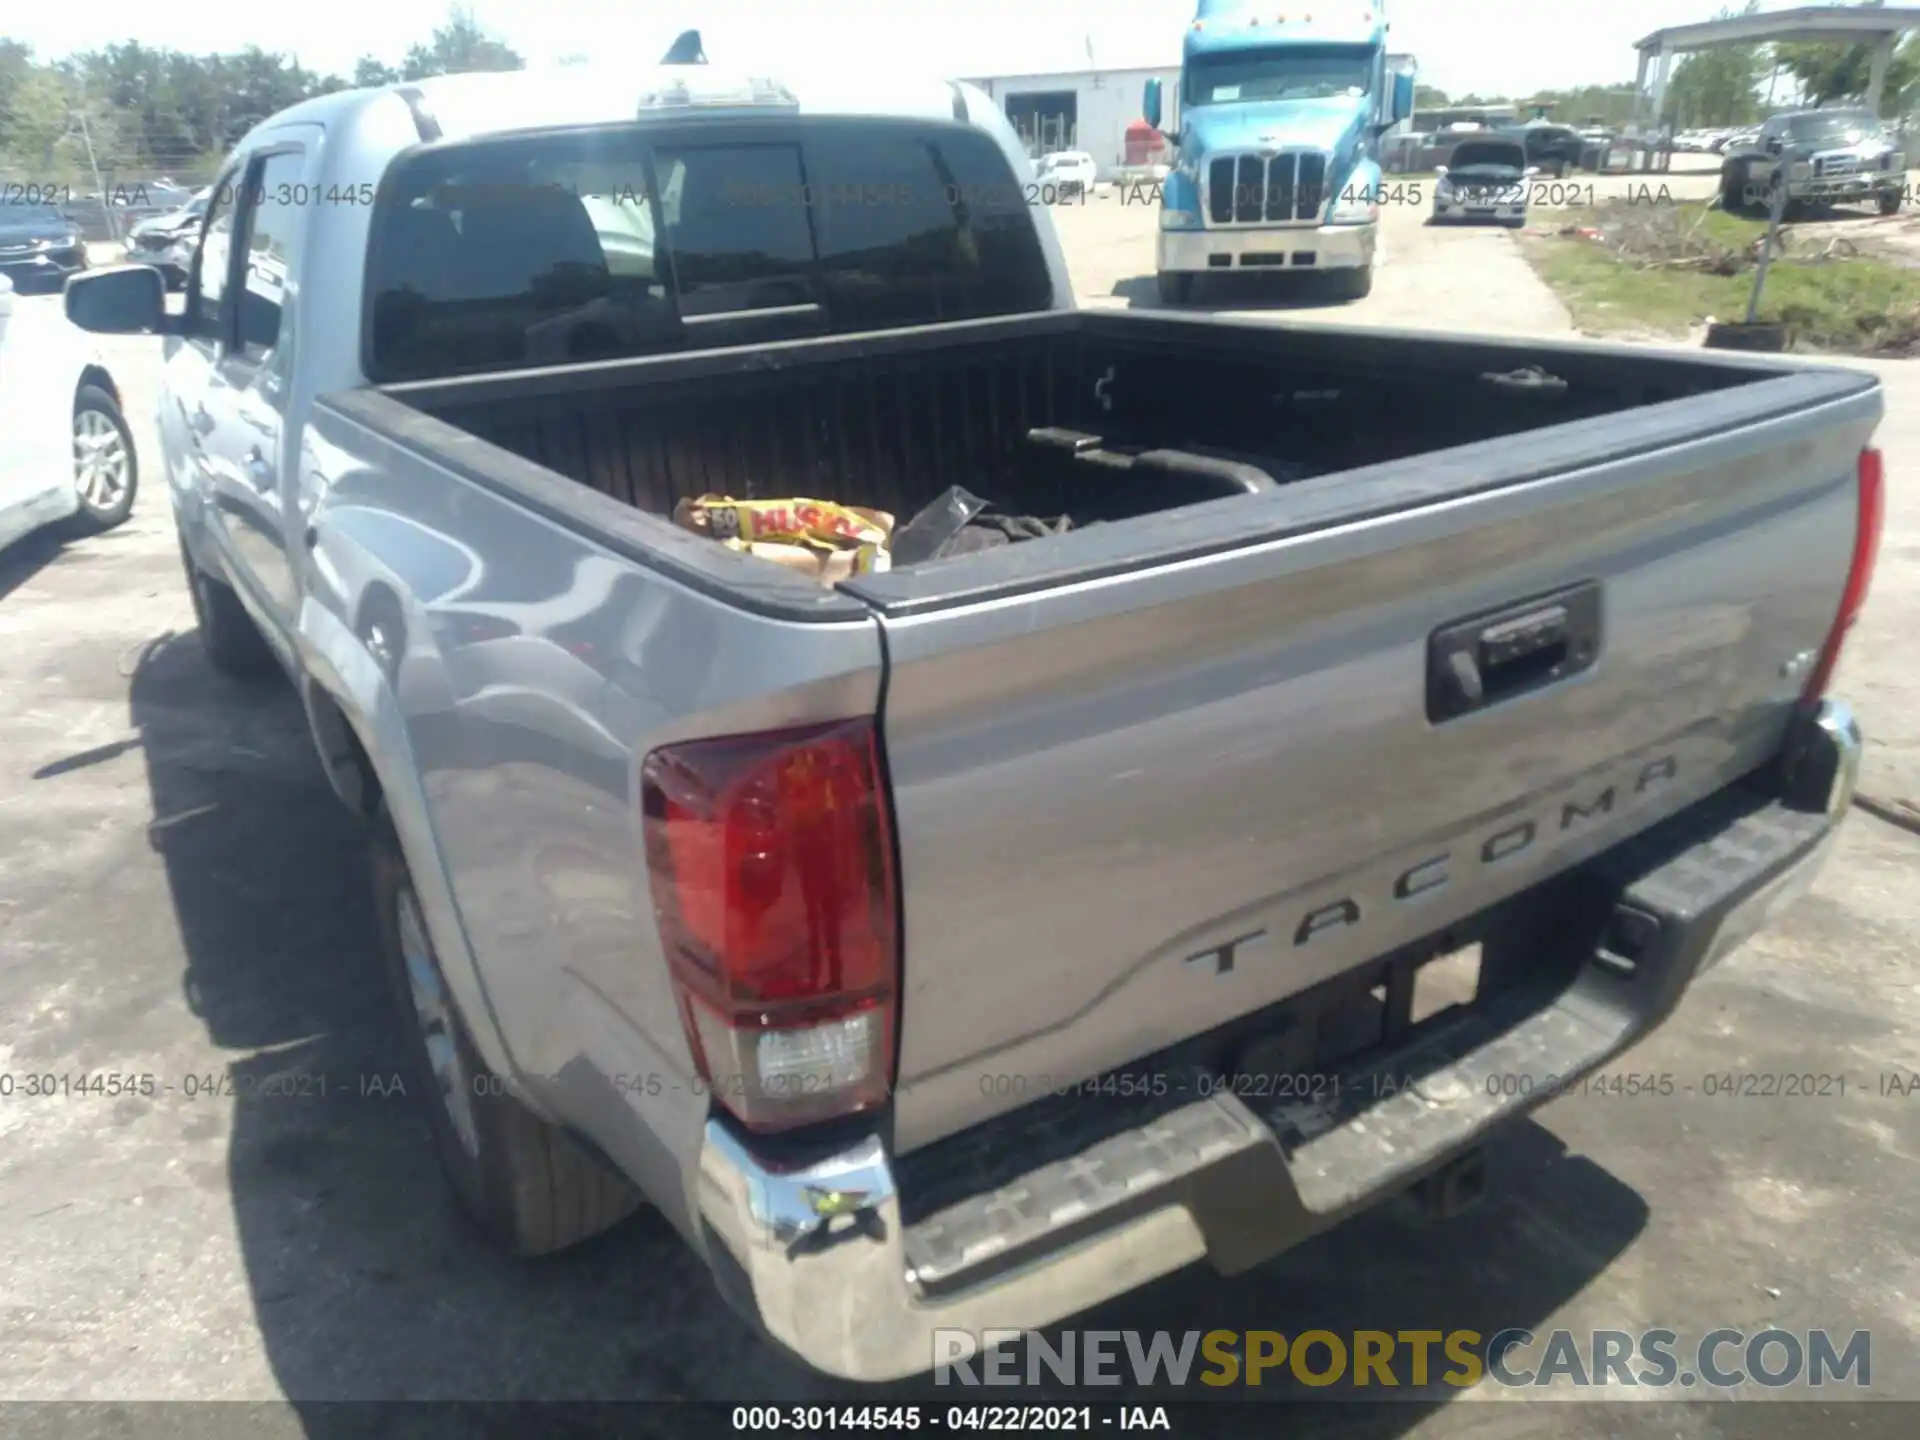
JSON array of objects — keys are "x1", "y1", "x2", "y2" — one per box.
[{"x1": 729, "y1": 1406, "x2": 1173, "y2": 1432}]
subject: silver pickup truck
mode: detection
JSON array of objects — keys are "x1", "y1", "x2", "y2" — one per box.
[{"x1": 66, "y1": 63, "x2": 1884, "y2": 1383}]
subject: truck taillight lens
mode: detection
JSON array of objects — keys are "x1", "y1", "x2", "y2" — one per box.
[
  {"x1": 1801, "y1": 447, "x2": 1885, "y2": 704},
  {"x1": 640, "y1": 719, "x2": 898, "y2": 1132}
]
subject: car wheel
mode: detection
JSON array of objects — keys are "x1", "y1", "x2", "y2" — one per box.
[
  {"x1": 177, "y1": 531, "x2": 278, "y2": 678},
  {"x1": 1157, "y1": 271, "x2": 1194, "y2": 305},
  {"x1": 1880, "y1": 191, "x2": 1903, "y2": 216},
  {"x1": 1720, "y1": 165, "x2": 1747, "y2": 212},
  {"x1": 370, "y1": 804, "x2": 642, "y2": 1255},
  {"x1": 67, "y1": 385, "x2": 137, "y2": 534}
]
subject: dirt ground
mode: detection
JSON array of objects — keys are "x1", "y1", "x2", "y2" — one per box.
[{"x1": 2, "y1": 192, "x2": 1918, "y2": 1438}]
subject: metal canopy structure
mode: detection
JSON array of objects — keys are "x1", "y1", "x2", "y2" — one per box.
[{"x1": 1633, "y1": 5, "x2": 1920, "y2": 128}]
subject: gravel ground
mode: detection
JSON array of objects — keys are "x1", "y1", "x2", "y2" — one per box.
[{"x1": 0, "y1": 194, "x2": 1916, "y2": 1439}]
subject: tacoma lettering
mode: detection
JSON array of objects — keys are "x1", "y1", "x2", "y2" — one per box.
[{"x1": 1283, "y1": 755, "x2": 1680, "y2": 950}]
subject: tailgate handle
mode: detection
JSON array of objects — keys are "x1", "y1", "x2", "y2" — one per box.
[{"x1": 1428, "y1": 582, "x2": 1601, "y2": 722}]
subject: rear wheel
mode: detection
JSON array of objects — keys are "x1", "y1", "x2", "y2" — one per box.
[
  {"x1": 371, "y1": 806, "x2": 642, "y2": 1255},
  {"x1": 67, "y1": 385, "x2": 137, "y2": 534},
  {"x1": 1156, "y1": 271, "x2": 1194, "y2": 305},
  {"x1": 1880, "y1": 190, "x2": 1903, "y2": 216}
]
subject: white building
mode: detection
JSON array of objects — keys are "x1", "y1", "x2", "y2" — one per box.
[{"x1": 961, "y1": 63, "x2": 1183, "y2": 178}]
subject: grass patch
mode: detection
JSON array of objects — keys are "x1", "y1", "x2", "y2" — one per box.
[{"x1": 1521, "y1": 199, "x2": 1920, "y2": 353}]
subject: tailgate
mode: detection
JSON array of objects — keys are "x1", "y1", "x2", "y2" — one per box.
[{"x1": 867, "y1": 371, "x2": 1881, "y2": 1154}]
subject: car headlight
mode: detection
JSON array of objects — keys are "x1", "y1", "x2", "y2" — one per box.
[{"x1": 1160, "y1": 207, "x2": 1201, "y2": 230}]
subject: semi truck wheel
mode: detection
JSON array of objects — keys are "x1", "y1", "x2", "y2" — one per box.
[
  {"x1": 1157, "y1": 271, "x2": 1194, "y2": 305},
  {"x1": 1326, "y1": 265, "x2": 1373, "y2": 302},
  {"x1": 370, "y1": 804, "x2": 642, "y2": 1255}
]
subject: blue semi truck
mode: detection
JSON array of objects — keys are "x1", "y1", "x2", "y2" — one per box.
[{"x1": 1144, "y1": 1, "x2": 1415, "y2": 303}]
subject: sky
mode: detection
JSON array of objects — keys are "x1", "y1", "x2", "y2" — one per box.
[{"x1": 0, "y1": 0, "x2": 1805, "y2": 98}]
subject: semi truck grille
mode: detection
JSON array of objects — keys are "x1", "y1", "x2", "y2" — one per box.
[{"x1": 1206, "y1": 152, "x2": 1327, "y2": 225}]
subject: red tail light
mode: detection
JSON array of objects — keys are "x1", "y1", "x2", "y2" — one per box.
[
  {"x1": 1801, "y1": 447, "x2": 1885, "y2": 705},
  {"x1": 640, "y1": 718, "x2": 898, "y2": 1132}
]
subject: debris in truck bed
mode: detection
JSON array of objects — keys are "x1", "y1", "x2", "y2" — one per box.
[
  {"x1": 937, "y1": 511, "x2": 1081, "y2": 556},
  {"x1": 672, "y1": 494, "x2": 894, "y2": 582},
  {"x1": 891, "y1": 486, "x2": 993, "y2": 566}
]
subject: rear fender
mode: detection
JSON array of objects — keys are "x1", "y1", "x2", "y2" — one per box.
[{"x1": 296, "y1": 595, "x2": 532, "y2": 1103}]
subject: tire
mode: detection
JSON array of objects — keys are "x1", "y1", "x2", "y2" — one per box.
[
  {"x1": 1157, "y1": 271, "x2": 1194, "y2": 305},
  {"x1": 177, "y1": 532, "x2": 278, "y2": 678},
  {"x1": 1880, "y1": 191, "x2": 1903, "y2": 216},
  {"x1": 1325, "y1": 264, "x2": 1373, "y2": 302},
  {"x1": 67, "y1": 385, "x2": 137, "y2": 535},
  {"x1": 1720, "y1": 165, "x2": 1745, "y2": 213},
  {"x1": 371, "y1": 805, "x2": 642, "y2": 1255}
]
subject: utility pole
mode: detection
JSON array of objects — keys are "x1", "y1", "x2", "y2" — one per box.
[{"x1": 70, "y1": 108, "x2": 117, "y2": 247}]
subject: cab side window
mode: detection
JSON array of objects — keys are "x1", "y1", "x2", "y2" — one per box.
[
  {"x1": 193, "y1": 175, "x2": 237, "y2": 338},
  {"x1": 236, "y1": 152, "x2": 306, "y2": 364}
]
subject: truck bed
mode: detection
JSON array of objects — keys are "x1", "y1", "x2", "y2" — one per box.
[
  {"x1": 355, "y1": 309, "x2": 1845, "y2": 615},
  {"x1": 315, "y1": 309, "x2": 1879, "y2": 1158}
]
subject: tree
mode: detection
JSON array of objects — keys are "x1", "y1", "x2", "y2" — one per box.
[
  {"x1": 1775, "y1": 35, "x2": 1920, "y2": 113},
  {"x1": 353, "y1": 57, "x2": 401, "y2": 88},
  {"x1": 1414, "y1": 84, "x2": 1450, "y2": 109},
  {"x1": 1527, "y1": 83, "x2": 1641, "y2": 129},
  {"x1": 399, "y1": 5, "x2": 525, "y2": 81},
  {"x1": 2, "y1": 68, "x2": 77, "y2": 173},
  {"x1": 1663, "y1": 45, "x2": 1765, "y2": 126}
]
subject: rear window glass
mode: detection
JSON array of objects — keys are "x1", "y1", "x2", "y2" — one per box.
[{"x1": 365, "y1": 118, "x2": 1053, "y2": 382}]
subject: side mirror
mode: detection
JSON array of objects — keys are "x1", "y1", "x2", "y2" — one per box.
[
  {"x1": 1434, "y1": 164, "x2": 1449, "y2": 177},
  {"x1": 65, "y1": 265, "x2": 172, "y2": 336},
  {"x1": 1765, "y1": 136, "x2": 1783, "y2": 154},
  {"x1": 1391, "y1": 72, "x2": 1415, "y2": 125},
  {"x1": 661, "y1": 28, "x2": 706, "y2": 64},
  {"x1": 1143, "y1": 77, "x2": 1163, "y2": 133}
]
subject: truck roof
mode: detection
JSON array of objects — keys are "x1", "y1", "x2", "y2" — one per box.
[
  {"x1": 237, "y1": 62, "x2": 989, "y2": 154},
  {"x1": 1187, "y1": 2, "x2": 1389, "y2": 54}
]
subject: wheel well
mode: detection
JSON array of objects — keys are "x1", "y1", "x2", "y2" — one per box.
[
  {"x1": 306, "y1": 683, "x2": 384, "y2": 820},
  {"x1": 76, "y1": 365, "x2": 120, "y2": 412}
]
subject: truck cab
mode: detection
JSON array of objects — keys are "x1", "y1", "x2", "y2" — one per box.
[{"x1": 1144, "y1": 0, "x2": 1415, "y2": 303}]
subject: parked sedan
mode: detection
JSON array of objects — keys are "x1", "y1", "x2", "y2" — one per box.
[
  {"x1": 0, "y1": 273, "x2": 139, "y2": 550},
  {"x1": 122, "y1": 187, "x2": 210, "y2": 290},
  {"x1": 1035, "y1": 150, "x2": 1097, "y2": 197},
  {"x1": 1430, "y1": 138, "x2": 1535, "y2": 228},
  {"x1": 0, "y1": 203, "x2": 89, "y2": 292}
]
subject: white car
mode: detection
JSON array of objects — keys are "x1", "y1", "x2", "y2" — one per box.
[
  {"x1": 1430, "y1": 137, "x2": 1535, "y2": 229},
  {"x1": 0, "y1": 273, "x2": 138, "y2": 551},
  {"x1": 1035, "y1": 150, "x2": 1097, "y2": 197}
]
